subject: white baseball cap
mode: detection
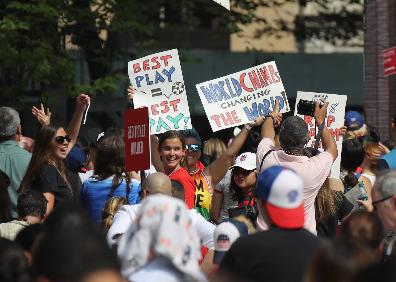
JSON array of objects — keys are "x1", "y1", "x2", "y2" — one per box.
[
  {"x1": 213, "y1": 219, "x2": 248, "y2": 264},
  {"x1": 229, "y1": 152, "x2": 256, "y2": 171}
]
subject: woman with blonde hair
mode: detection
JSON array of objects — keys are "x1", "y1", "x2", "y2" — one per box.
[
  {"x1": 315, "y1": 179, "x2": 353, "y2": 238},
  {"x1": 361, "y1": 141, "x2": 388, "y2": 186},
  {"x1": 201, "y1": 138, "x2": 227, "y2": 166},
  {"x1": 202, "y1": 138, "x2": 237, "y2": 223},
  {"x1": 101, "y1": 196, "x2": 127, "y2": 231}
]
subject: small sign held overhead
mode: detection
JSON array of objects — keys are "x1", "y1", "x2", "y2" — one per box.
[
  {"x1": 212, "y1": 0, "x2": 230, "y2": 10},
  {"x1": 124, "y1": 107, "x2": 150, "y2": 172}
]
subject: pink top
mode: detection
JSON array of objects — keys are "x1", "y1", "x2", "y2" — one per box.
[{"x1": 256, "y1": 138, "x2": 333, "y2": 235}]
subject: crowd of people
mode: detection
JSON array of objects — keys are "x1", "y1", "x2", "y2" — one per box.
[{"x1": 1, "y1": 92, "x2": 396, "y2": 282}]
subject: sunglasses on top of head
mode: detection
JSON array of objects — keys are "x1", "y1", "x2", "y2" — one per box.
[
  {"x1": 55, "y1": 135, "x2": 71, "y2": 144},
  {"x1": 185, "y1": 144, "x2": 201, "y2": 152}
]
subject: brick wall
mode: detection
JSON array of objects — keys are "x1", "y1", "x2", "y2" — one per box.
[{"x1": 364, "y1": 0, "x2": 396, "y2": 141}]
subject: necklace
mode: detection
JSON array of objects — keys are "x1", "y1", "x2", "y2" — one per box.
[
  {"x1": 188, "y1": 165, "x2": 199, "y2": 175},
  {"x1": 168, "y1": 164, "x2": 181, "y2": 177},
  {"x1": 283, "y1": 149, "x2": 303, "y2": 156}
]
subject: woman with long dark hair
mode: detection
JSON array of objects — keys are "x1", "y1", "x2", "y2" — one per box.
[
  {"x1": 19, "y1": 94, "x2": 90, "y2": 216},
  {"x1": 227, "y1": 152, "x2": 258, "y2": 224},
  {"x1": 80, "y1": 134, "x2": 140, "y2": 225}
]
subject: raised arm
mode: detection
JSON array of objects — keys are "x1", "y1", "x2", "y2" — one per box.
[
  {"x1": 66, "y1": 94, "x2": 90, "y2": 154},
  {"x1": 126, "y1": 86, "x2": 164, "y2": 173},
  {"x1": 260, "y1": 99, "x2": 283, "y2": 142},
  {"x1": 206, "y1": 116, "x2": 264, "y2": 187},
  {"x1": 314, "y1": 102, "x2": 338, "y2": 161}
]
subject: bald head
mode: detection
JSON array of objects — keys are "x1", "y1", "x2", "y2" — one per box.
[{"x1": 143, "y1": 172, "x2": 172, "y2": 196}]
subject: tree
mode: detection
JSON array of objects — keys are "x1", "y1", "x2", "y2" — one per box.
[
  {"x1": 0, "y1": 0, "x2": 363, "y2": 107},
  {"x1": 0, "y1": 1, "x2": 74, "y2": 106}
]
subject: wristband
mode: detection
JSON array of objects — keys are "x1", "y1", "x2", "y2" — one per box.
[
  {"x1": 244, "y1": 124, "x2": 253, "y2": 131},
  {"x1": 265, "y1": 115, "x2": 275, "y2": 125}
]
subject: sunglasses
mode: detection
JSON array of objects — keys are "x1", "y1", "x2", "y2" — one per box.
[
  {"x1": 185, "y1": 144, "x2": 201, "y2": 152},
  {"x1": 372, "y1": 195, "x2": 394, "y2": 209},
  {"x1": 55, "y1": 135, "x2": 71, "y2": 144},
  {"x1": 232, "y1": 168, "x2": 254, "y2": 177}
]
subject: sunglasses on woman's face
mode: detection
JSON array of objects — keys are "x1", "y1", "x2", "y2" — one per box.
[
  {"x1": 232, "y1": 168, "x2": 254, "y2": 177},
  {"x1": 185, "y1": 144, "x2": 201, "y2": 152},
  {"x1": 55, "y1": 135, "x2": 71, "y2": 144}
]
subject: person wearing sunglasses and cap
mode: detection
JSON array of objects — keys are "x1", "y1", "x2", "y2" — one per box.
[
  {"x1": 18, "y1": 94, "x2": 90, "y2": 216},
  {"x1": 180, "y1": 118, "x2": 264, "y2": 221}
]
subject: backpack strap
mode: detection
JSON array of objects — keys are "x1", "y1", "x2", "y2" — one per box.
[{"x1": 259, "y1": 149, "x2": 274, "y2": 172}]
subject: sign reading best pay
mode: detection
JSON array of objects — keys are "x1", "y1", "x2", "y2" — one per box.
[{"x1": 195, "y1": 61, "x2": 289, "y2": 132}]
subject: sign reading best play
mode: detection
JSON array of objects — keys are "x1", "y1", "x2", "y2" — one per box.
[
  {"x1": 128, "y1": 49, "x2": 192, "y2": 134},
  {"x1": 196, "y1": 61, "x2": 289, "y2": 132}
]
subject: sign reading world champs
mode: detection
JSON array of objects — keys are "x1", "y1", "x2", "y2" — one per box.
[
  {"x1": 196, "y1": 61, "x2": 289, "y2": 132},
  {"x1": 128, "y1": 49, "x2": 192, "y2": 134}
]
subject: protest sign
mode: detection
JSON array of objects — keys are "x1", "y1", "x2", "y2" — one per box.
[
  {"x1": 128, "y1": 49, "x2": 192, "y2": 134},
  {"x1": 196, "y1": 61, "x2": 289, "y2": 132},
  {"x1": 383, "y1": 46, "x2": 396, "y2": 77},
  {"x1": 212, "y1": 0, "x2": 230, "y2": 10},
  {"x1": 294, "y1": 91, "x2": 347, "y2": 178},
  {"x1": 124, "y1": 107, "x2": 150, "y2": 171}
]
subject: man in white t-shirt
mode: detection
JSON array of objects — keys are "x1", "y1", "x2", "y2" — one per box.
[
  {"x1": 107, "y1": 172, "x2": 215, "y2": 250},
  {"x1": 256, "y1": 100, "x2": 337, "y2": 234}
]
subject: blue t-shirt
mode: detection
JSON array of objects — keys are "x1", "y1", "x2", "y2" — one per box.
[{"x1": 80, "y1": 176, "x2": 141, "y2": 225}]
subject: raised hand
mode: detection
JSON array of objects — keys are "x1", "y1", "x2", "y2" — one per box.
[
  {"x1": 127, "y1": 86, "x2": 136, "y2": 102},
  {"x1": 32, "y1": 103, "x2": 51, "y2": 126},
  {"x1": 76, "y1": 93, "x2": 90, "y2": 109},
  {"x1": 314, "y1": 101, "x2": 329, "y2": 125},
  {"x1": 270, "y1": 99, "x2": 283, "y2": 127}
]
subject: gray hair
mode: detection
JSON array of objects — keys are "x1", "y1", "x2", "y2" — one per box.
[
  {"x1": 0, "y1": 107, "x2": 20, "y2": 137},
  {"x1": 279, "y1": 116, "x2": 309, "y2": 150},
  {"x1": 373, "y1": 171, "x2": 396, "y2": 197}
]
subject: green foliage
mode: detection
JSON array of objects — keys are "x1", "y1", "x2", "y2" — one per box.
[{"x1": 0, "y1": 0, "x2": 363, "y2": 107}]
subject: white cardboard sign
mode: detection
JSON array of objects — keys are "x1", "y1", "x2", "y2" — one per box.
[
  {"x1": 128, "y1": 49, "x2": 192, "y2": 134},
  {"x1": 213, "y1": 0, "x2": 230, "y2": 10},
  {"x1": 196, "y1": 61, "x2": 289, "y2": 132},
  {"x1": 294, "y1": 91, "x2": 347, "y2": 178}
]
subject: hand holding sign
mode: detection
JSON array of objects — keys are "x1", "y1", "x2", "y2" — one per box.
[
  {"x1": 127, "y1": 86, "x2": 136, "y2": 102},
  {"x1": 295, "y1": 91, "x2": 347, "y2": 178},
  {"x1": 269, "y1": 99, "x2": 283, "y2": 127},
  {"x1": 314, "y1": 101, "x2": 329, "y2": 125},
  {"x1": 196, "y1": 61, "x2": 289, "y2": 132}
]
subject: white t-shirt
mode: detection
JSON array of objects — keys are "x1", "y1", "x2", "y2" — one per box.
[
  {"x1": 130, "y1": 257, "x2": 185, "y2": 282},
  {"x1": 107, "y1": 203, "x2": 215, "y2": 249}
]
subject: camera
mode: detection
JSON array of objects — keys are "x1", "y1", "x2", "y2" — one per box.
[
  {"x1": 228, "y1": 205, "x2": 258, "y2": 223},
  {"x1": 297, "y1": 99, "x2": 316, "y2": 117}
]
